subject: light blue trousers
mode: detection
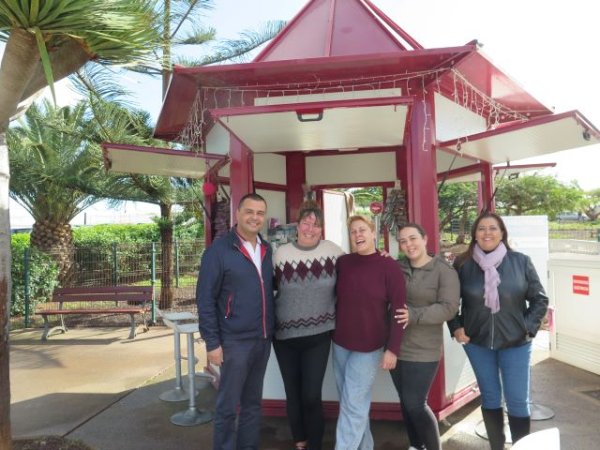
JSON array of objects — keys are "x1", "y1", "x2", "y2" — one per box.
[{"x1": 332, "y1": 343, "x2": 382, "y2": 450}]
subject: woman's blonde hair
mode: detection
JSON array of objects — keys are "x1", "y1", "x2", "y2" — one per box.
[{"x1": 347, "y1": 214, "x2": 375, "y2": 231}]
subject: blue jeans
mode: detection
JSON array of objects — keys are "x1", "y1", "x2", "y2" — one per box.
[
  {"x1": 464, "y1": 341, "x2": 532, "y2": 417},
  {"x1": 332, "y1": 343, "x2": 382, "y2": 450},
  {"x1": 213, "y1": 338, "x2": 271, "y2": 450}
]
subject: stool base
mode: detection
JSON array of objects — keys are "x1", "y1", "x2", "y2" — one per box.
[
  {"x1": 159, "y1": 387, "x2": 197, "y2": 402},
  {"x1": 170, "y1": 407, "x2": 214, "y2": 426}
]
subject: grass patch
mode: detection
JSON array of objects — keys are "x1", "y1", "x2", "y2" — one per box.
[{"x1": 14, "y1": 436, "x2": 94, "y2": 450}]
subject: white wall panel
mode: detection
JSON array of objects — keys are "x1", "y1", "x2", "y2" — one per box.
[
  {"x1": 435, "y1": 93, "x2": 487, "y2": 142},
  {"x1": 254, "y1": 153, "x2": 286, "y2": 185},
  {"x1": 306, "y1": 152, "x2": 396, "y2": 185},
  {"x1": 205, "y1": 122, "x2": 231, "y2": 155}
]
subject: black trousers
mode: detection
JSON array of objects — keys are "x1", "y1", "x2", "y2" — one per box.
[
  {"x1": 389, "y1": 360, "x2": 441, "y2": 450},
  {"x1": 273, "y1": 331, "x2": 331, "y2": 450}
]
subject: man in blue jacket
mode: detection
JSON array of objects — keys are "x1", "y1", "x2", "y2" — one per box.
[{"x1": 197, "y1": 192, "x2": 274, "y2": 450}]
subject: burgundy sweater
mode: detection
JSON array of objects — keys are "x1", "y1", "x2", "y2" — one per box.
[{"x1": 333, "y1": 251, "x2": 406, "y2": 355}]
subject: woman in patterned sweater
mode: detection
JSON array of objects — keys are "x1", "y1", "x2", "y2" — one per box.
[{"x1": 273, "y1": 201, "x2": 344, "y2": 450}]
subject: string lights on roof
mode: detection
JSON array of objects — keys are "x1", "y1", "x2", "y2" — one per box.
[{"x1": 177, "y1": 68, "x2": 530, "y2": 151}]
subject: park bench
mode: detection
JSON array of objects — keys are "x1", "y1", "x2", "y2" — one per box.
[{"x1": 37, "y1": 286, "x2": 153, "y2": 341}]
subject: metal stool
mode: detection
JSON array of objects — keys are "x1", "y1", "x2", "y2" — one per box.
[
  {"x1": 159, "y1": 311, "x2": 197, "y2": 402},
  {"x1": 170, "y1": 322, "x2": 214, "y2": 426}
]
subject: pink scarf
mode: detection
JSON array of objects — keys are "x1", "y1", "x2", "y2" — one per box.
[{"x1": 472, "y1": 242, "x2": 507, "y2": 314}]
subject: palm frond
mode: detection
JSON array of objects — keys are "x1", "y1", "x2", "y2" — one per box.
[
  {"x1": 169, "y1": 0, "x2": 214, "y2": 39},
  {"x1": 70, "y1": 63, "x2": 137, "y2": 107},
  {"x1": 198, "y1": 20, "x2": 286, "y2": 65},
  {"x1": 174, "y1": 25, "x2": 216, "y2": 46}
]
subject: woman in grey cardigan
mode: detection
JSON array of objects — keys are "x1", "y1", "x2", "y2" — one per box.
[{"x1": 393, "y1": 223, "x2": 460, "y2": 450}]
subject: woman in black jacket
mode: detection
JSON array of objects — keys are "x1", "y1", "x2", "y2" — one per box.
[{"x1": 448, "y1": 211, "x2": 548, "y2": 449}]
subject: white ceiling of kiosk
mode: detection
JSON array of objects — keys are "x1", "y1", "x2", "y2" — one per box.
[
  {"x1": 440, "y1": 113, "x2": 599, "y2": 165},
  {"x1": 213, "y1": 102, "x2": 409, "y2": 153}
]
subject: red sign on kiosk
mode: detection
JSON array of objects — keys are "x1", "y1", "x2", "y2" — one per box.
[
  {"x1": 369, "y1": 201, "x2": 383, "y2": 215},
  {"x1": 572, "y1": 275, "x2": 590, "y2": 295}
]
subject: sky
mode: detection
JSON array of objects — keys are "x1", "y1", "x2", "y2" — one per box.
[{"x1": 6, "y1": 0, "x2": 600, "y2": 227}]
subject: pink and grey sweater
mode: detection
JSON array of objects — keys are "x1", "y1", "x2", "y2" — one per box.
[{"x1": 273, "y1": 240, "x2": 344, "y2": 340}]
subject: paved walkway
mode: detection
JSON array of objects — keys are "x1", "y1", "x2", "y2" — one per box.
[{"x1": 10, "y1": 327, "x2": 600, "y2": 449}]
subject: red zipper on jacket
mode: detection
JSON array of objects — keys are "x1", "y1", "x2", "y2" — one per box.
[
  {"x1": 225, "y1": 293, "x2": 233, "y2": 318},
  {"x1": 234, "y1": 237, "x2": 268, "y2": 339}
]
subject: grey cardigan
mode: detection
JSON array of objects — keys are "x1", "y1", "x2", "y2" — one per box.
[{"x1": 398, "y1": 255, "x2": 460, "y2": 362}]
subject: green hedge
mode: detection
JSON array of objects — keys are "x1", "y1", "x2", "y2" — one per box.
[
  {"x1": 11, "y1": 233, "x2": 59, "y2": 316},
  {"x1": 72, "y1": 223, "x2": 160, "y2": 245},
  {"x1": 71, "y1": 221, "x2": 204, "y2": 245}
]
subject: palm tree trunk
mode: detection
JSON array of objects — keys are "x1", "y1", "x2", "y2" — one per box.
[
  {"x1": 30, "y1": 221, "x2": 75, "y2": 286},
  {"x1": 159, "y1": 203, "x2": 174, "y2": 309},
  {"x1": 0, "y1": 29, "x2": 40, "y2": 126},
  {"x1": 0, "y1": 131, "x2": 13, "y2": 450}
]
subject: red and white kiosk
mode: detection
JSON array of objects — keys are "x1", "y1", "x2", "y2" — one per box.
[{"x1": 103, "y1": 0, "x2": 600, "y2": 419}]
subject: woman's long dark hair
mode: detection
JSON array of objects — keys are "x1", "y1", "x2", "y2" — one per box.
[{"x1": 456, "y1": 211, "x2": 512, "y2": 266}]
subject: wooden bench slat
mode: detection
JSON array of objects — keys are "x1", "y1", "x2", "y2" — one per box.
[
  {"x1": 39, "y1": 308, "x2": 147, "y2": 315},
  {"x1": 52, "y1": 294, "x2": 152, "y2": 302},
  {"x1": 54, "y1": 286, "x2": 152, "y2": 294}
]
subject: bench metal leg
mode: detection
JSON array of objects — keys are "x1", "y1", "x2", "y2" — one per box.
[
  {"x1": 127, "y1": 312, "x2": 150, "y2": 340},
  {"x1": 127, "y1": 313, "x2": 137, "y2": 339},
  {"x1": 170, "y1": 332, "x2": 213, "y2": 426},
  {"x1": 41, "y1": 315, "x2": 67, "y2": 341}
]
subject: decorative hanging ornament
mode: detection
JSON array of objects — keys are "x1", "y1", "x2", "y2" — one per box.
[{"x1": 202, "y1": 181, "x2": 217, "y2": 196}]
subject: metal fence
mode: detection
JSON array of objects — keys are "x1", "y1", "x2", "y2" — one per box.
[
  {"x1": 549, "y1": 239, "x2": 600, "y2": 255},
  {"x1": 548, "y1": 227, "x2": 600, "y2": 241},
  {"x1": 10, "y1": 240, "x2": 204, "y2": 330}
]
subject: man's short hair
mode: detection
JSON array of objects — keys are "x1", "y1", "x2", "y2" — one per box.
[{"x1": 237, "y1": 192, "x2": 267, "y2": 210}]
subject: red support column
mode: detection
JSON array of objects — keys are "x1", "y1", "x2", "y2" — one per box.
[
  {"x1": 406, "y1": 89, "x2": 448, "y2": 413},
  {"x1": 203, "y1": 174, "x2": 216, "y2": 247},
  {"x1": 229, "y1": 137, "x2": 254, "y2": 225},
  {"x1": 480, "y1": 162, "x2": 495, "y2": 213},
  {"x1": 477, "y1": 181, "x2": 484, "y2": 213},
  {"x1": 285, "y1": 153, "x2": 306, "y2": 223},
  {"x1": 406, "y1": 90, "x2": 440, "y2": 254}
]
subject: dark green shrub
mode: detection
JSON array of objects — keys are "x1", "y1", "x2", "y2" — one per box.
[{"x1": 11, "y1": 234, "x2": 59, "y2": 317}]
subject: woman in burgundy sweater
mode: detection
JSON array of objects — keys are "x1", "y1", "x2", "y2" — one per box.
[{"x1": 332, "y1": 215, "x2": 406, "y2": 450}]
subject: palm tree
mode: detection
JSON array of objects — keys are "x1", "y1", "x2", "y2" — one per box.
[
  {"x1": 8, "y1": 99, "x2": 112, "y2": 284},
  {"x1": 83, "y1": 101, "x2": 204, "y2": 309},
  {"x1": 0, "y1": 2, "x2": 161, "y2": 447}
]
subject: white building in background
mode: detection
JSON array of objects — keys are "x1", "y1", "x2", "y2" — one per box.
[{"x1": 9, "y1": 198, "x2": 160, "y2": 231}]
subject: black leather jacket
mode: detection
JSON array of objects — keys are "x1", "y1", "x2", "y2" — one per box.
[{"x1": 447, "y1": 251, "x2": 548, "y2": 350}]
